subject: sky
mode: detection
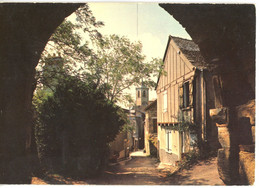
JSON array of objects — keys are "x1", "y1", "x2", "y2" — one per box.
[
  {"x1": 68, "y1": 2, "x2": 190, "y2": 108},
  {"x1": 88, "y1": 3, "x2": 191, "y2": 61},
  {"x1": 65, "y1": 3, "x2": 190, "y2": 108}
]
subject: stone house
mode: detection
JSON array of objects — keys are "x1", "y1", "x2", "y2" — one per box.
[
  {"x1": 144, "y1": 100, "x2": 158, "y2": 157},
  {"x1": 156, "y1": 36, "x2": 220, "y2": 165},
  {"x1": 110, "y1": 82, "x2": 149, "y2": 160},
  {"x1": 130, "y1": 83, "x2": 149, "y2": 150}
]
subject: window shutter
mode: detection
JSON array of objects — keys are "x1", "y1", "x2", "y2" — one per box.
[
  {"x1": 179, "y1": 85, "x2": 183, "y2": 108},
  {"x1": 189, "y1": 81, "x2": 194, "y2": 106}
]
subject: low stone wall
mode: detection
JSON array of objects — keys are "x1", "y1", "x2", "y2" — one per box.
[
  {"x1": 159, "y1": 149, "x2": 179, "y2": 166},
  {"x1": 210, "y1": 100, "x2": 255, "y2": 185},
  {"x1": 239, "y1": 150, "x2": 255, "y2": 185}
]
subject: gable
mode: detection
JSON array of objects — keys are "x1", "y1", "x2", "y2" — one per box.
[{"x1": 156, "y1": 37, "x2": 195, "y2": 92}]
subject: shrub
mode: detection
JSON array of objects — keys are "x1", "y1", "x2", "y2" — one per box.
[{"x1": 34, "y1": 76, "x2": 125, "y2": 177}]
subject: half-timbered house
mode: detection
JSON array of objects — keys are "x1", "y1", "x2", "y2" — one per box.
[{"x1": 156, "y1": 36, "x2": 219, "y2": 165}]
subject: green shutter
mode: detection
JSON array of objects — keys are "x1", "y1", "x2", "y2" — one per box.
[{"x1": 179, "y1": 84, "x2": 183, "y2": 108}]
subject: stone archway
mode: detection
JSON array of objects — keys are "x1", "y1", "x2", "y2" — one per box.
[
  {"x1": 0, "y1": 3, "x2": 82, "y2": 183},
  {"x1": 159, "y1": 4, "x2": 255, "y2": 185},
  {"x1": 0, "y1": 3, "x2": 256, "y2": 185}
]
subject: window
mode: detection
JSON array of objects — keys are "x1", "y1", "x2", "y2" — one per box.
[
  {"x1": 138, "y1": 90, "x2": 140, "y2": 98},
  {"x1": 163, "y1": 90, "x2": 167, "y2": 112},
  {"x1": 142, "y1": 90, "x2": 146, "y2": 97},
  {"x1": 152, "y1": 118, "x2": 157, "y2": 133},
  {"x1": 166, "y1": 130, "x2": 172, "y2": 152},
  {"x1": 179, "y1": 81, "x2": 193, "y2": 109},
  {"x1": 183, "y1": 82, "x2": 189, "y2": 108}
]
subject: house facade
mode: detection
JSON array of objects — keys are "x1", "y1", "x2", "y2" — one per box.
[
  {"x1": 144, "y1": 100, "x2": 158, "y2": 157},
  {"x1": 129, "y1": 83, "x2": 149, "y2": 151},
  {"x1": 156, "y1": 36, "x2": 219, "y2": 165},
  {"x1": 109, "y1": 83, "x2": 149, "y2": 161}
]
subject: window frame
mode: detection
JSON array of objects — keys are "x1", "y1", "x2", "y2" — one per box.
[
  {"x1": 142, "y1": 90, "x2": 146, "y2": 97},
  {"x1": 183, "y1": 81, "x2": 189, "y2": 108},
  {"x1": 152, "y1": 118, "x2": 157, "y2": 133}
]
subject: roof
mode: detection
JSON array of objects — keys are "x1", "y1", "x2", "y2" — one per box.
[
  {"x1": 156, "y1": 36, "x2": 206, "y2": 89},
  {"x1": 144, "y1": 99, "x2": 157, "y2": 111},
  {"x1": 171, "y1": 36, "x2": 200, "y2": 52},
  {"x1": 169, "y1": 36, "x2": 206, "y2": 68}
]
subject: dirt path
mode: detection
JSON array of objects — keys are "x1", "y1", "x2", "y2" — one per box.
[
  {"x1": 164, "y1": 157, "x2": 225, "y2": 185},
  {"x1": 87, "y1": 157, "x2": 175, "y2": 185},
  {"x1": 32, "y1": 156, "x2": 224, "y2": 185}
]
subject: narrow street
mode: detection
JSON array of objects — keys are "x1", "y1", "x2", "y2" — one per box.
[{"x1": 32, "y1": 151, "x2": 224, "y2": 185}]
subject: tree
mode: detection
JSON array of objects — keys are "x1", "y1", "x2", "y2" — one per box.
[
  {"x1": 34, "y1": 75, "x2": 126, "y2": 176},
  {"x1": 90, "y1": 34, "x2": 163, "y2": 103},
  {"x1": 43, "y1": 4, "x2": 103, "y2": 61},
  {"x1": 37, "y1": 4, "x2": 163, "y2": 106},
  {"x1": 33, "y1": 4, "x2": 164, "y2": 176},
  {"x1": 36, "y1": 4, "x2": 104, "y2": 91}
]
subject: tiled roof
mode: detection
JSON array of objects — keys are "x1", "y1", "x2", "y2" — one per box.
[
  {"x1": 144, "y1": 99, "x2": 157, "y2": 111},
  {"x1": 170, "y1": 36, "x2": 206, "y2": 68},
  {"x1": 156, "y1": 36, "x2": 206, "y2": 90}
]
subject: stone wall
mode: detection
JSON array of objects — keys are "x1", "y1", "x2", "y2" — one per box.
[
  {"x1": 144, "y1": 101, "x2": 157, "y2": 156},
  {"x1": 236, "y1": 100, "x2": 255, "y2": 185},
  {"x1": 109, "y1": 131, "x2": 131, "y2": 161},
  {"x1": 239, "y1": 151, "x2": 255, "y2": 185},
  {"x1": 0, "y1": 4, "x2": 81, "y2": 183}
]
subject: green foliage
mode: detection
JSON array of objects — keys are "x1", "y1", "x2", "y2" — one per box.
[
  {"x1": 171, "y1": 122, "x2": 197, "y2": 132},
  {"x1": 37, "y1": 4, "x2": 104, "y2": 93},
  {"x1": 33, "y1": 3, "x2": 164, "y2": 177},
  {"x1": 176, "y1": 149, "x2": 217, "y2": 170},
  {"x1": 176, "y1": 150, "x2": 199, "y2": 170},
  {"x1": 122, "y1": 120, "x2": 135, "y2": 133},
  {"x1": 38, "y1": 4, "x2": 163, "y2": 106},
  {"x1": 171, "y1": 111, "x2": 198, "y2": 132},
  {"x1": 35, "y1": 56, "x2": 68, "y2": 92},
  {"x1": 91, "y1": 34, "x2": 163, "y2": 103},
  {"x1": 34, "y1": 75, "x2": 125, "y2": 176},
  {"x1": 43, "y1": 4, "x2": 103, "y2": 61},
  {"x1": 148, "y1": 135, "x2": 158, "y2": 157}
]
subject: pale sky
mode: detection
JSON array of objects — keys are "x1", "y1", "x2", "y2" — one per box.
[
  {"x1": 88, "y1": 3, "x2": 191, "y2": 61},
  {"x1": 68, "y1": 2, "x2": 191, "y2": 108}
]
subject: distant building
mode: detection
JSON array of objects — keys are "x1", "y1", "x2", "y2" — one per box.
[
  {"x1": 136, "y1": 82, "x2": 149, "y2": 107},
  {"x1": 109, "y1": 82, "x2": 150, "y2": 160},
  {"x1": 144, "y1": 100, "x2": 158, "y2": 157},
  {"x1": 129, "y1": 82, "x2": 149, "y2": 150},
  {"x1": 156, "y1": 36, "x2": 220, "y2": 165}
]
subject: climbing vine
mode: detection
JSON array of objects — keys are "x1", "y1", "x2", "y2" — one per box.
[{"x1": 171, "y1": 111, "x2": 198, "y2": 132}]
